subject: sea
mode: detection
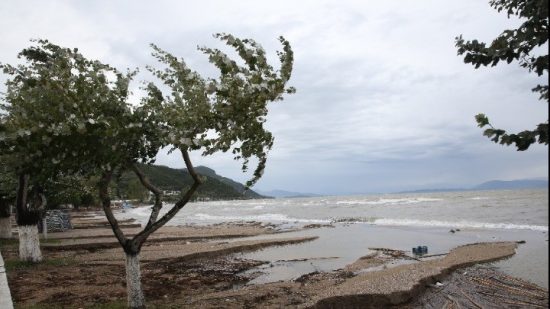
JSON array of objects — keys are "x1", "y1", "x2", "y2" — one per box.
[{"x1": 121, "y1": 188, "x2": 549, "y2": 288}]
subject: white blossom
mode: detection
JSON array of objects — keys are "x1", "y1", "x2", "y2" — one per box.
[
  {"x1": 179, "y1": 137, "x2": 191, "y2": 145},
  {"x1": 77, "y1": 123, "x2": 86, "y2": 133},
  {"x1": 42, "y1": 136, "x2": 52, "y2": 145},
  {"x1": 168, "y1": 132, "x2": 176, "y2": 142}
]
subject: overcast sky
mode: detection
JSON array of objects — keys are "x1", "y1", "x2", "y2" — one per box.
[{"x1": 1, "y1": 0, "x2": 547, "y2": 195}]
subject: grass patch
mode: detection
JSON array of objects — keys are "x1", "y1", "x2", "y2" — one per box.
[
  {"x1": 88, "y1": 300, "x2": 128, "y2": 309},
  {"x1": 15, "y1": 304, "x2": 65, "y2": 309},
  {"x1": 41, "y1": 238, "x2": 62, "y2": 244},
  {"x1": 15, "y1": 300, "x2": 128, "y2": 309},
  {"x1": 4, "y1": 257, "x2": 76, "y2": 271},
  {"x1": 0, "y1": 238, "x2": 61, "y2": 248},
  {"x1": 0, "y1": 238, "x2": 19, "y2": 247}
]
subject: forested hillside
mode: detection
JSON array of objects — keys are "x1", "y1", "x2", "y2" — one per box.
[{"x1": 116, "y1": 164, "x2": 265, "y2": 201}]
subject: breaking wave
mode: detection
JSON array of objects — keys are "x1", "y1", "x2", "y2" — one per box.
[
  {"x1": 191, "y1": 213, "x2": 330, "y2": 224},
  {"x1": 335, "y1": 197, "x2": 442, "y2": 206},
  {"x1": 371, "y1": 218, "x2": 548, "y2": 231}
]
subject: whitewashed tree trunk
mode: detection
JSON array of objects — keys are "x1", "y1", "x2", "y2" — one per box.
[
  {"x1": 125, "y1": 253, "x2": 145, "y2": 309},
  {"x1": 0, "y1": 217, "x2": 11, "y2": 238},
  {"x1": 18, "y1": 225, "x2": 42, "y2": 262},
  {"x1": 42, "y1": 217, "x2": 48, "y2": 239}
]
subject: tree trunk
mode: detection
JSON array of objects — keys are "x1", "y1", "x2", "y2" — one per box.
[
  {"x1": 14, "y1": 174, "x2": 43, "y2": 262},
  {"x1": 1, "y1": 192, "x2": 13, "y2": 238},
  {"x1": 125, "y1": 253, "x2": 145, "y2": 309},
  {"x1": 0, "y1": 216, "x2": 11, "y2": 238},
  {"x1": 18, "y1": 224, "x2": 42, "y2": 262},
  {"x1": 42, "y1": 217, "x2": 48, "y2": 239}
]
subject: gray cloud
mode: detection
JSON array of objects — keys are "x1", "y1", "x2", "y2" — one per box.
[{"x1": 1, "y1": 0, "x2": 547, "y2": 194}]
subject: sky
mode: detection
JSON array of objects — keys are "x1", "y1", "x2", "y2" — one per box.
[{"x1": 0, "y1": 0, "x2": 548, "y2": 195}]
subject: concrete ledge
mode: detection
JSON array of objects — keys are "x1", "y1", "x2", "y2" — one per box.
[{"x1": 0, "y1": 251, "x2": 14, "y2": 309}]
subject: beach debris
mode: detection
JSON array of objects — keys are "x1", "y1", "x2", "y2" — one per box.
[
  {"x1": 359, "y1": 252, "x2": 379, "y2": 260},
  {"x1": 368, "y1": 247, "x2": 407, "y2": 258},
  {"x1": 294, "y1": 271, "x2": 321, "y2": 283},
  {"x1": 412, "y1": 245, "x2": 428, "y2": 256},
  {"x1": 435, "y1": 281, "x2": 444, "y2": 287},
  {"x1": 303, "y1": 223, "x2": 334, "y2": 229},
  {"x1": 276, "y1": 256, "x2": 339, "y2": 263},
  {"x1": 337, "y1": 270, "x2": 355, "y2": 279},
  {"x1": 417, "y1": 252, "x2": 448, "y2": 259},
  {"x1": 40, "y1": 210, "x2": 72, "y2": 232},
  {"x1": 407, "y1": 265, "x2": 549, "y2": 308}
]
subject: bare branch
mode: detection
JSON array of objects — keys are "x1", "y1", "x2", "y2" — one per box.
[
  {"x1": 182, "y1": 148, "x2": 201, "y2": 184},
  {"x1": 131, "y1": 163, "x2": 164, "y2": 227},
  {"x1": 99, "y1": 170, "x2": 128, "y2": 248},
  {"x1": 133, "y1": 149, "x2": 201, "y2": 245}
]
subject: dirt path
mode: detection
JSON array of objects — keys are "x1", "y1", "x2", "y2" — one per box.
[{"x1": 2, "y1": 216, "x2": 320, "y2": 308}]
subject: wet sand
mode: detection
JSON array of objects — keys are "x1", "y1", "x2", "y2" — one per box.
[
  {"x1": 1, "y1": 210, "x2": 547, "y2": 308},
  {"x1": 238, "y1": 223, "x2": 549, "y2": 289}
]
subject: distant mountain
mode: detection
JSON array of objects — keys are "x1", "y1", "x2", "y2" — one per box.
[
  {"x1": 398, "y1": 179, "x2": 548, "y2": 194},
  {"x1": 117, "y1": 164, "x2": 265, "y2": 201},
  {"x1": 256, "y1": 189, "x2": 322, "y2": 198},
  {"x1": 193, "y1": 166, "x2": 264, "y2": 199},
  {"x1": 473, "y1": 179, "x2": 548, "y2": 190}
]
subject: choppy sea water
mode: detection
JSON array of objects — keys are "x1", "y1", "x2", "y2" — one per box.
[{"x1": 122, "y1": 189, "x2": 548, "y2": 288}]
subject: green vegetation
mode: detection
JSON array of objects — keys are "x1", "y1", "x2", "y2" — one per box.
[
  {"x1": 15, "y1": 300, "x2": 127, "y2": 309},
  {"x1": 456, "y1": 0, "x2": 548, "y2": 150},
  {"x1": 0, "y1": 238, "x2": 19, "y2": 247},
  {"x1": 116, "y1": 164, "x2": 265, "y2": 202},
  {"x1": 87, "y1": 301, "x2": 128, "y2": 309},
  {"x1": 4, "y1": 256, "x2": 74, "y2": 271},
  {"x1": 0, "y1": 238, "x2": 61, "y2": 248},
  {"x1": 1, "y1": 33, "x2": 293, "y2": 308}
]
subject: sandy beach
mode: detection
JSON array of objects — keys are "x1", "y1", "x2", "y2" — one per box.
[{"x1": 0, "y1": 209, "x2": 547, "y2": 308}]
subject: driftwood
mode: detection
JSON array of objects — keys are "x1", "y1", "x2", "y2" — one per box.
[
  {"x1": 367, "y1": 247, "x2": 423, "y2": 261},
  {"x1": 401, "y1": 265, "x2": 548, "y2": 308}
]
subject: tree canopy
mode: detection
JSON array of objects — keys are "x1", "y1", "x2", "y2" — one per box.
[
  {"x1": 0, "y1": 40, "x2": 142, "y2": 180},
  {"x1": 456, "y1": 0, "x2": 548, "y2": 150},
  {"x1": 1, "y1": 34, "x2": 294, "y2": 307}
]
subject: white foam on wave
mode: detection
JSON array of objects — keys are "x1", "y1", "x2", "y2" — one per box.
[
  {"x1": 192, "y1": 213, "x2": 330, "y2": 224},
  {"x1": 371, "y1": 218, "x2": 548, "y2": 232},
  {"x1": 336, "y1": 197, "x2": 442, "y2": 206},
  {"x1": 123, "y1": 206, "x2": 154, "y2": 218}
]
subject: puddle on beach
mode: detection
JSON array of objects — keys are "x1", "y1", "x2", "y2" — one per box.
[{"x1": 232, "y1": 223, "x2": 549, "y2": 288}]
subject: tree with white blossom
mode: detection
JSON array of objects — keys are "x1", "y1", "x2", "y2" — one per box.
[
  {"x1": 1, "y1": 42, "x2": 138, "y2": 261},
  {"x1": 1, "y1": 34, "x2": 294, "y2": 308}
]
